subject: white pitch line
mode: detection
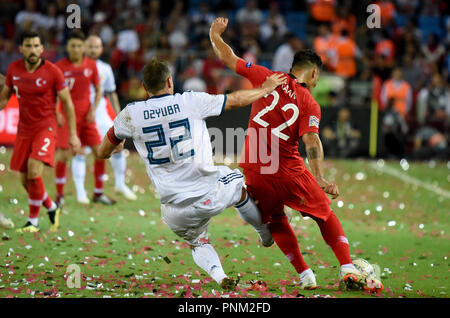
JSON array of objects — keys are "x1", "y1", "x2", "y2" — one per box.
[{"x1": 371, "y1": 163, "x2": 450, "y2": 199}]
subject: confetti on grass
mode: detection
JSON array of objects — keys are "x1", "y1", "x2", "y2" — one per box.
[{"x1": 0, "y1": 153, "x2": 448, "y2": 298}]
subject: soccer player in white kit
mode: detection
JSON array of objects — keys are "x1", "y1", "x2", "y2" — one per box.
[
  {"x1": 71, "y1": 35, "x2": 136, "y2": 204},
  {"x1": 98, "y1": 58, "x2": 285, "y2": 289}
]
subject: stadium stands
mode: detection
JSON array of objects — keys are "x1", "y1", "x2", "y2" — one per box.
[{"x1": 0, "y1": 0, "x2": 448, "y2": 159}]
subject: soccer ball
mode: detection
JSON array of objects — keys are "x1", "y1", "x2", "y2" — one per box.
[{"x1": 352, "y1": 258, "x2": 375, "y2": 278}]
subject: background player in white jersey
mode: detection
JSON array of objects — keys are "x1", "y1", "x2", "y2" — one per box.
[
  {"x1": 71, "y1": 35, "x2": 136, "y2": 204},
  {"x1": 97, "y1": 57, "x2": 285, "y2": 289}
]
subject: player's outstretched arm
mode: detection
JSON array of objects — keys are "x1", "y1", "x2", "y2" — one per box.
[
  {"x1": 225, "y1": 73, "x2": 286, "y2": 110},
  {"x1": 87, "y1": 84, "x2": 102, "y2": 123},
  {"x1": 302, "y1": 132, "x2": 339, "y2": 199},
  {"x1": 98, "y1": 129, "x2": 125, "y2": 159},
  {"x1": 105, "y1": 91, "x2": 121, "y2": 114},
  {"x1": 209, "y1": 17, "x2": 239, "y2": 71},
  {"x1": 58, "y1": 87, "x2": 81, "y2": 153}
]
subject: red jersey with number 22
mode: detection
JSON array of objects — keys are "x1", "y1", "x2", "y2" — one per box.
[
  {"x1": 5, "y1": 59, "x2": 66, "y2": 138},
  {"x1": 56, "y1": 57, "x2": 100, "y2": 121},
  {"x1": 236, "y1": 58, "x2": 322, "y2": 176}
]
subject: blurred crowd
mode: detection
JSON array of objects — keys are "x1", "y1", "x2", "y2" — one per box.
[{"x1": 0, "y1": 0, "x2": 449, "y2": 159}]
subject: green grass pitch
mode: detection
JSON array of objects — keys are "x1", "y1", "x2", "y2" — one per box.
[{"x1": 0, "y1": 147, "x2": 448, "y2": 298}]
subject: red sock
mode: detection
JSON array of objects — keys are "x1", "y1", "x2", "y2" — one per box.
[
  {"x1": 269, "y1": 213, "x2": 309, "y2": 274},
  {"x1": 42, "y1": 192, "x2": 53, "y2": 209},
  {"x1": 27, "y1": 177, "x2": 45, "y2": 219},
  {"x1": 94, "y1": 159, "x2": 105, "y2": 197},
  {"x1": 315, "y1": 212, "x2": 352, "y2": 266},
  {"x1": 55, "y1": 161, "x2": 66, "y2": 197}
]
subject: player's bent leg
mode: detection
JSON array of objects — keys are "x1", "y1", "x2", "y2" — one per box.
[
  {"x1": 20, "y1": 173, "x2": 28, "y2": 190},
  {"x1": 27, "y1": 158, "x2": 44, "y2": 179},
  {"x1": 23, "y1": 158, "x2": 61, "y2": 233},
  {"x1": 269, "y1": 212, "x2": 316, "y2": 289},
  {"x1": 96, "y1": 119, "x2": 135, "y2": 200},
  {"x1": 234, "y1": 188, "x2": 273, "y2": 247},
  {"x1": 16, "y1": 159, "x2": 45, "y2": 233},
  {"x1": 111, "y1": 151, "x2": 137, "y2": 201},
  {"x1": 161, "y1": 203, "x2": 236, "y2": 291},
  {"x1": 91, "y1": 145, "x2": 116, "y2": 205},
  {"x1": 313, "y1": 212, "x2": 352, "y2": 266},
  {"x1": 71, "y1": 153, "x2": 89, "y2": 204},
  {"x1": 55, "y1": 149, "x2": 70, "y2": 205},
  {"x1": 309, "y1": 212, "x2": 383, "y2": 292},
  {"x1": 191, "y1": 243, "x2": 236, "y2": 290}
]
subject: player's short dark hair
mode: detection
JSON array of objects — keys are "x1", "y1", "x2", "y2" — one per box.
[
  {"x1": 19, "y1": 30, "x2": 42, "y2": 45},
  {"x1": 292, "y1": 49, "x2": 323, "y2": 70},
  {"x1": 142, "y1": 57, "x2": 171, "y2": 94},
  {"x1": 67, "y1": 29, "x2": 86, "y2": 42}
]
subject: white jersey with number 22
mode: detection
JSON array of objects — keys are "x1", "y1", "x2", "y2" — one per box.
[{"x1": 113, "y1": 92, "x2": 227, "y2": 206}]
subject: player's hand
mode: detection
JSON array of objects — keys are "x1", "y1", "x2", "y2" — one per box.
[
  {"x1": 317, "y1": 177, "x2": 339, "y2": 199},
  {"x1": 113, "y1": 140, "x2": 125, "y2": 154},
  {"x1": 262, "y1": 73, "x2": 287, "y2": 93},
  {"x1": 86, "y1": 108, "x2": 95, "y2": 124},
  {"x1": 210, "y1": 17, "x2": 228, "y2": 37},
  {"x1": 56, "y1": 111, "x2": 65, "y2": 127},
  {"x1": 69, "y1": 133, "x2": 81, "y2": 154}
]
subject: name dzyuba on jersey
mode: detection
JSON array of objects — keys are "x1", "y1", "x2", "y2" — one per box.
[{"x1": 143, "y1": 104, "x2": 181, "y2": 119}]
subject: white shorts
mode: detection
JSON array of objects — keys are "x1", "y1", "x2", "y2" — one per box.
[
  {"x1": 95, "y1": 97, "x2": 114, "y2": 138},
  {"x1": 161, "y1": 166, "x2": 244, "y2": 246}
]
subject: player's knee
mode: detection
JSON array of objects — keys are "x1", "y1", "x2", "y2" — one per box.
[
  {"x1": 21, "y1": 174, "x2": 28, "y2": 189},
  {"x1": 27, "y1": 160, "x2": 43, "y2": 179},
  {"x1": 271, "y1": 211, "x2": 287, "y2": 222},
  {"x1": 269, "y1": 212, "x2": 288, "y2": 231},
  {"x1": 238, "y1": 188, "x2": 247, "y2": 203},
  {"x1": 57, "y1": 150, "x2": 70, "y2": 162}
]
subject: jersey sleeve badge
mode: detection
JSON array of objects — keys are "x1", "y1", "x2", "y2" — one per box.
[{"x1": 309, "y1": 115, "x2": 319, "y2": 128}]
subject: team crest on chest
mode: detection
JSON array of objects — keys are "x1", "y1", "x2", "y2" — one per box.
[
  {"x1": 83, "y1": 68, "x2": 93, "y2": 77},
  {"x1": 35, "y1": 77, "x2": 47, "y2": 87}
]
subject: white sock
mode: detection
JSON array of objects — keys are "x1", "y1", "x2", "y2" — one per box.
[
  {"x1": 234, "y1": 192, "x2": 264, "y2": 229},
  {"x1": 111, "y1": 152, "x2": 126, "y2": 189},
  {"x1": 191, "y1": 244, "x2": 227, "y2": 283},
  {"x1": 28, "y1": 217, "x2": 38, "y2": 226},
  {"x1": 72, "y1": 155, "x2": 87, "y2": 197},
  {"x1": 299, "y1": 268, "x2": 313, "y2": 280},
  {"x1": 341, "y1": 263, "x2": 356, "y2": 270}
]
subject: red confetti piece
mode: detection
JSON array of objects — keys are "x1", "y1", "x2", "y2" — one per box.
[{"x1": 353, "y1": 248, "x2": 365, "y2": 254}]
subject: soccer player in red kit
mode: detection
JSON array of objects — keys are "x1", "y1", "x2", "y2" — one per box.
[
  {"x1": 209, "y1": 18, "x2": 382, "y2": 292},
  {"x1": 0, "y1": 31, "x2": 80, "y2": 233},
  {"x1": 55, "y1": 30, "x2": 115, "y2": 205}
]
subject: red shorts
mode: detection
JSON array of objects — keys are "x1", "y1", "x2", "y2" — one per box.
[
  {"x1": 244, "y1": 168, "x2": 332, "y2": 224},
  {"x1": 10, "y1": 128, "x2": 57, "y2": 173},
  {"x1": 56, "y1": 120, "x2": 101, "y2": 149}
]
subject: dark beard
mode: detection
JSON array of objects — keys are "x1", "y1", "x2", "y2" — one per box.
[{"x1": 26, "y1": 55, "x2": 40, "y2": 65}]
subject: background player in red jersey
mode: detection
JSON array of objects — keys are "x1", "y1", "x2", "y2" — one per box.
[
  {"x1": 55, "y1": 30, "x2": 115, "y2": 205},
  {"x1": 209, "y1": 18, "x2": 382, "y2": 292},
  {"x1": 0, "y1": 31, "x2": 80, "y2": 233}
]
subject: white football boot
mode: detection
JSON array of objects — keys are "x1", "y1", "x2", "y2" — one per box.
[
  {"x1": 115, "y1": 185, "x2": 137, "y2": 201},
  {"x1": 298, "y1": 269, "x2": 317, "y2": 290},
  {"x1": 339, "y1": 266, "x2": 384, "y2": 293},
  {"x1": 76, "y1": 191, "x2": 90, "y2": 205}
]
